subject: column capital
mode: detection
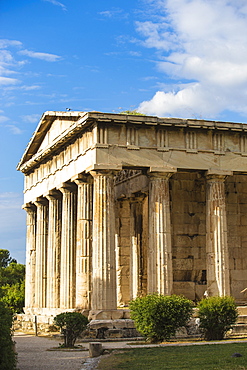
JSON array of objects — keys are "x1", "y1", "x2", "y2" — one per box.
[
  {"x1": 148, "y1": 170, "x2": 176, "y2": 180},
  {"x1": 58, "y1": 182, "x2": 77, "y2": 194},
  {"x1": 129, "y1": 193, "x2": 146, "y2": 203},
  {"x1": 72, "y1": 173, "x2": 93, "y2": 186},
  {"x1": 89, "y1": 169, "x2": 118, "y2": 178},
  {"x1": 206, "y1": 170, "x2": 233, "y2": 182},
  {"x1": 148, "y1": 166, "x2": 176, "y2": 176},
  {"x1": 33, "y1": 197, "x2": 48, "y2": 207},
  {"x1": 22, "y1": 202, "x2": 36, "y2": 212},
  {"x1": 44, "y1": 189, "x2": 62, "y2": 201},
  {"x1": 86, "y1": 164, "x2": 122, "y2": 173}
]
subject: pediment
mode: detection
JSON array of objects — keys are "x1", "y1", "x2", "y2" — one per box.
[
  {"x1": 38, "y1": 117, "x2": 75, "y2": 152},
  {"x1": 17, "y1": 111, "x2": 82, "y2": 169}
]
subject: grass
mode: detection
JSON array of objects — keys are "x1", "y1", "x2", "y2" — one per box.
[{"x1": 98, "y1": 342, "x2": 247, "y2": 370}]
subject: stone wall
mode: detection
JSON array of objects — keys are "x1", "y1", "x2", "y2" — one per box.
[
  {"x1": 171, "y1": 172, "x2": 206, "y2": 301},
  {"x1": 226, "y1": 175, "x2": 247, "y2": 302}
]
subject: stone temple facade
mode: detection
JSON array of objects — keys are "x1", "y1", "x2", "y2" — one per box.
[{"x1": 17, "y1": 111, "x2": 247, "y2": 325}]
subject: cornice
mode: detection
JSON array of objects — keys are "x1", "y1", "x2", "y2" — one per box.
[{"x1": 17, "y1": 111, "x2": 247, "y2": 173}]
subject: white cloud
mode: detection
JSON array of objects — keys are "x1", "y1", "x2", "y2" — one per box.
[
  {"x1": 0, "y1": 115, "x2": 9, "y2": 123},
  {"x1": 0, "y1": 192, "x2": 24, "y2": 215},
  {"x1": 42, "y1": 0, "x2": 67, "y2": 11},
  {"x1": 0, "y1": 49, "x2": 14, "y2": 65},
  {"x1": 5, "y1": 125, "x2": 23, "y2": 135},
  {"x1": 129, "y1": 51, "x2": 142, "y2": 57},
  {"x1": 0, "y1": 76, "x2": 19, "y2": 85},
  {"x1": 21, "y1": 85, "x2": 41, "y2": 91},
  {"x1": 19, "y1": 49, "x2": 61, "y2": 62},
  {"x1": 98, "y1": 8, "x2": 129, "y2": 19},
  {"x1": 21, "y1": 114, "x2": 41, "y2": 124},
  {"x1": 0, "y1": 39, "x2": 22, "y2": 49},
  {"x1": 137, "y1": 0, "x2": 247, "y2": 119},
  {"x1": 0, "y1": 41, "x2": 22, "y2": 86},
  {"x1": 0, "y1": 38, "x2": 62, "y2": 92}
]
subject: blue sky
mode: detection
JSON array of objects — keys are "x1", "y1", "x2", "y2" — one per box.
[{"x1": 1, "y1": 0, "x2": 247, "y2": 263}]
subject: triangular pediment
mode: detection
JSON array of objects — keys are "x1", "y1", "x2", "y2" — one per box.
[{"x1": 17, "y1": 111, "x2": 83, "y2": 169}]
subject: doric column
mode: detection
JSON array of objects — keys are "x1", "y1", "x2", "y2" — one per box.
[
  {"x1": 23, "y1": 203, "x2": 36, "y2": 310},
  {"x1": 59, "y1": 183, "x2": 77, "y2": 309},
  {"x1": 148, "y1": 172, "x2": 174, "y2": 295},
  {"x1": 206, "y1": 173, "x2": 230, "y2": 296},
  {"x1": 129, "y1": 196, "x2": 145, "y2": 300},
  {"x1": 90, "y1": 170, "x2": 117, "y2": 310},
  {"x1": 33, "y1": 197, "x2": 48, "y2": 308},
  {"x1": 46, "y1": 191, "x2": 62, "y2": 309},
  {"x1": 74, "y1": 175, "x2": 93, "y2": 309}
]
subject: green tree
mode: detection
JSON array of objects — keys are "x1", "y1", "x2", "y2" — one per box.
[
  {"x1": 0, "y1": 301, "x2": 17, "y2": 369},
  {"x1": 197, "y1": 296, "x2": 238, "y2": 340},
  {"x1": 0, "y1": 249, "x2": 25, "y2": 313},
  {"x1": 0, "y1": 249, "x2": 16, "y2": 268},
  {"x1": 130, "y1": 294, "x2": 193, "y2": 343},
  {"x1": 1, "y1": 281, "x2": 25, "y2": 314},
  {"x1": 54, "y1": 312, "x2": 89, "y2": 347}
]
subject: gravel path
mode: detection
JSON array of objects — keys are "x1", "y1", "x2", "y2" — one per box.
[
  {"x1": 14, "y1": 333, "x2": 91, "y2": 370},
  {"x1": 15, "y1": 332, "x2": 247, "y2": 369}
]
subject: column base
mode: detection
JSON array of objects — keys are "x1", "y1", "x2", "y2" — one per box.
[
  {"x1": 24, "y1": 307, "x2": 79, "y2": 316},
  {"x1": 88, "y1": 309, "x2": 130, "y2": 320},
  {"x1": 87, "y1": 309, "x2": 140, "y2": 339},
  {"x1": 15, "y1": 307, "x2": 90, "y2": 334},
  {"x1": 86, "y1": 319, "x2": 140, "y2": 339}
]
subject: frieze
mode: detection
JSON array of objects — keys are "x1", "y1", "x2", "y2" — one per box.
[{"x1": 114, "y1": 169, "x2": 143, "y2": 184}]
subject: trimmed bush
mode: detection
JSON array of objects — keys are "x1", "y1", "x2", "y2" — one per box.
[
  {"x1": 54, "y1": 312, "x2": 89, "y2": 347},
  {"x1": 0, "y1": 301, "x2": 17, "y2": 369},
  {"x1": 197, "y1": 296, "x2": 238, "y2": 340},
  {"x1": 129, "y1": 294, "x2": 193, "y2": 342}
]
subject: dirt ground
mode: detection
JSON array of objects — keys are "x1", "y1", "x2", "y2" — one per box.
[{"x1": 14, "y1": 332, "x2": 92, "y2": 370}]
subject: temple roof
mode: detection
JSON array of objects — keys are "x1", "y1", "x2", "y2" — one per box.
[{"x1": 17, "y1": 111, "x2": 247, "y2": 172}]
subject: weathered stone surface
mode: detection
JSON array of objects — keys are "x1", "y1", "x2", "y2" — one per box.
[
  {"x1": 88, "y1": 320, "x2": 114, "y2": 329},
  {"x1": 88, "y1": 310, "x2": 126, "y2": 320},
  {"x1": 17, "y1": 112, "x2": 247, "y2": 332},
  {"x1": 89, "y1": 342, "x2": 103, "y2": 357}
]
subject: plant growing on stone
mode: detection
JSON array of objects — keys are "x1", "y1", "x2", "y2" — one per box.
[
  {"x1": 129, "y1": 294, "x2": 193, "y2": 343},
  {"x1": 54, "y1": 312, "x2": 89, "y2": 347},
  {"x1": 197, "y1": 296, "x2": 238, "y2": 340}
]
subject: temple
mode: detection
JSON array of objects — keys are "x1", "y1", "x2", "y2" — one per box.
[{"x1": 17, "y1": 111, "x2": 247, "y2": 327}]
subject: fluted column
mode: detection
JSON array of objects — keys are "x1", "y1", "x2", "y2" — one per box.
[
  {"x1": 148, "y1": 172, "x2": 173, "y2": 295},
  {"x1": 46, "y1": 191, "x2": 62, "y2": 309},
  {"x1": 59, "y1": 183, "x2": 77, "y2": 309},
  {"x1": 23, "y1": 203, "x2": 36, "y2": 310},
  {"x1": 74, "y1": 175, "x2": 93, "y2": 309},
  {"x1": 33, "y1": 197, "x2": 48, "y2": 308},
  {"x1": 90, "y1": 170, "x2": 117, "y2": 310},
  {"x1": 206, "y1": 174, "x2": 230, "y2": 296},
  {"x1": 130, "y1": 197, "x2": 144, "y2": 300}
]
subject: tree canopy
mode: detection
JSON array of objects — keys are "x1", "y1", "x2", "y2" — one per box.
[
  {"x1": 0, "y1": 249, "x2": 17, "y2": 268},
  {"x1": 0, "y1": 249, "x2": 25, "y2": 313}
]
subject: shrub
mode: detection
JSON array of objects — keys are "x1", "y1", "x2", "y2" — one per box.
[
  {"x1": 1, "y1": 281, "x2": 25, "y2": 314},
  {"x1": 197, "y1": 296, "x2": 238, "y2": 340},
  {"x1": 54, "y1": 312, "x2": 89, "y2": 347},
  {"x1": 0, "y1": 301, "x2": 17, "y2": 369},
  {"x1": 129, "y1": 294, "x2": 193, "y2": 342}
]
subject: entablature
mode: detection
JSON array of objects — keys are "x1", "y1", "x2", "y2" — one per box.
[{"x1": 18, "y1": 112, "x2": 247, "y2": 202}]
